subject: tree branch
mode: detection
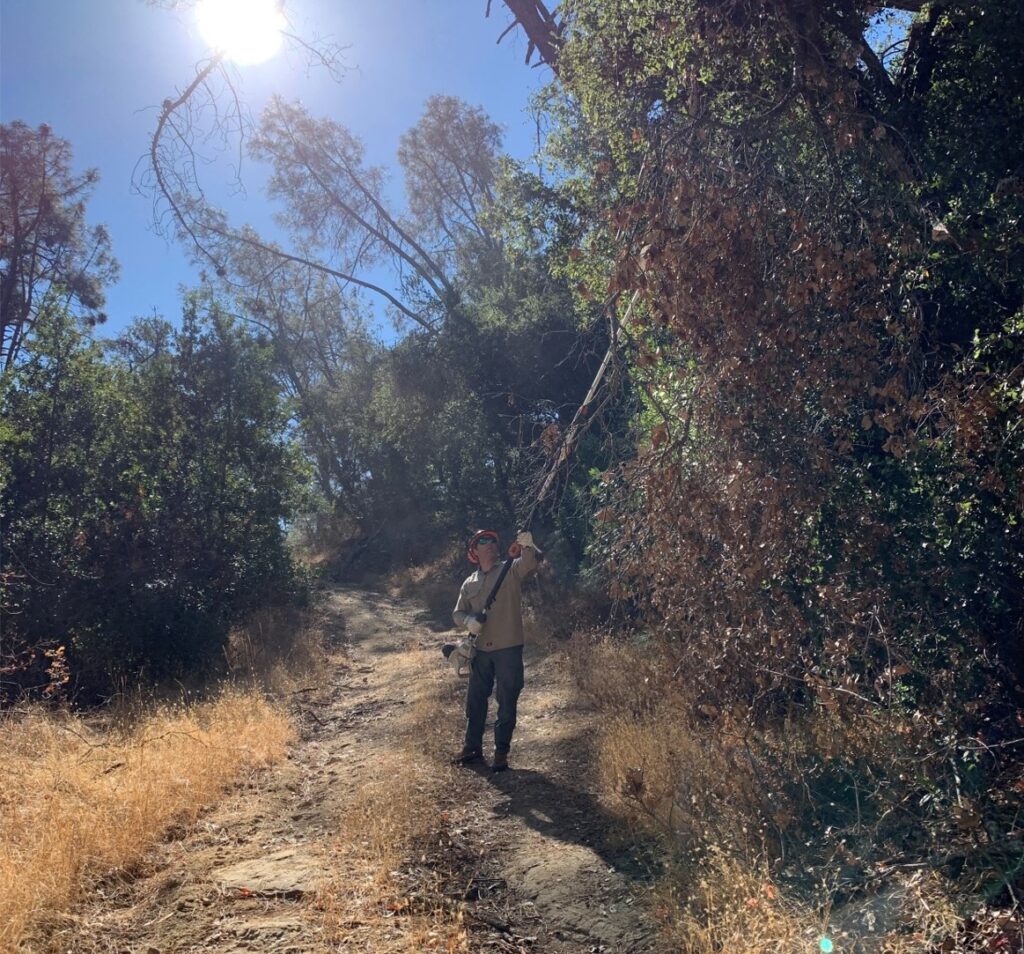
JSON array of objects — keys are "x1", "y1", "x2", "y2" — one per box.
[
  {"x1": 205, "y1": 223, "x2": 437, "y2": 332},
  {"x1": 492, "y1": 0, "x2": 563, "y2": 72},
  {"x1": 149, "y1": 57, "x2": 225, "y2": 273}
]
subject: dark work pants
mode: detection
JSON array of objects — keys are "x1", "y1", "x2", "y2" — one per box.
[{"x1": 464, "y1": 645, "x2": 524, "y2": 755}]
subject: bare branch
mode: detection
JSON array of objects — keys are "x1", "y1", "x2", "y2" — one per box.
[
  {"x1": 204, "y1": 222, "x2": 436, "y2": 332},
  {"x1": 148, "y1": 57, "x2": 225, "y2": 273}
]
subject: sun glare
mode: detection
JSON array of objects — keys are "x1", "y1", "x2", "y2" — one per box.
[{"x1": 196, "y1": 0, "x2": 285, "y2": 65}]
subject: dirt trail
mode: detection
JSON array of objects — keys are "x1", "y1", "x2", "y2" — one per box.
[{"x1": 53, "y1": 586, "x2": 658, "y2": 953}]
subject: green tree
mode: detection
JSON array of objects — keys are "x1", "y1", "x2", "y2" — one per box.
[
  {"x1": 192, "y1": 96, "x2": 618, "y2": 567},
  {"x1": 1, "y1": 298, "x2": 306, "y2": 699},
  {"x1": 398, "y1": 95, "x2": 504, "y2": 277}
]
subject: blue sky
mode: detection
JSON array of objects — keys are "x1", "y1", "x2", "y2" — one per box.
[{"x1": 1, "y1": 0, "x2": 548, "y2": 336}]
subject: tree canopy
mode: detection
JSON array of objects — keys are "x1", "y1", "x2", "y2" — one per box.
[
  {"x1": 0, "y1": 122, "x2": 118, "y2": 370},
  {"x1": 1, "y1": 300, "x2": 306, "y2": 700}
]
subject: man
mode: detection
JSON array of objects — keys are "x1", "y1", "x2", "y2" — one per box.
[{"x1": 451, "y1": 528, "x2": 540, "y2": 772}]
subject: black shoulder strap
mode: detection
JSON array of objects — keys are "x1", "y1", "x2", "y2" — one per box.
[{"x1": 483, "y1": 558, "x2": 515, "y2": 612}]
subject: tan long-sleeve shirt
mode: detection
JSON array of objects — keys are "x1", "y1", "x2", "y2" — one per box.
[{"x1": 452, "y1": 546, "x2": 538, "y2": 651}]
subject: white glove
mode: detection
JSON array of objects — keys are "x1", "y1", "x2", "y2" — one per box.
[
  {"x1": 466, "y1": 614, "x2": 484, "y2": 636},
  {"x1": 516, "y1": 531, "x2": 536, "y2": 550}
]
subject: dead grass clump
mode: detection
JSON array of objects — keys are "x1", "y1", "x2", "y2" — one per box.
[
  {"x1": 596, "y1": 707, "x2": 935, "y2": 952},
  {"x1": 338, "y1": 756, "x2": 444, "y2": 876},
  {"x1": 0, "y1": 691, "x2": 293, "y2": 949},
  {"x1": 653, "y1": 847, "x2": 818, "y2": 953},
  {"x1": 568, "y1": 630, "x2": 676, "y2": 714},
  {"x1": 597, "y1": 706, "x2": 767, "y2": 857},
  {"x1": 316, "y1": 751, "x2": 469, "y2": 951},
  {"x1": 580, "y1": 636, "x2": 996, "y2": 951},
  {"x1": 226, "y1": 604, "x2": 323, "y2": 692}
]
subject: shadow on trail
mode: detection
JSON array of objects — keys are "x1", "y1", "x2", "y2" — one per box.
[
  {"x1": 474, "y1": 763, "x2": 660, "y2": 884},
  {"x1": 411, "y1": 607, "x2": 453, "y2": 633}
]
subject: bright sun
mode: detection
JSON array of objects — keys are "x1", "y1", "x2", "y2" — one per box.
[{"x1": 196, "y1": 0, "x2": 285, "y2": 65}]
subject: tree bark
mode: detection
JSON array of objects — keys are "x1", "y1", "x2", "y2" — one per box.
[{"x1": 496, "y1": 0, "x2": 563, "y2": 72}]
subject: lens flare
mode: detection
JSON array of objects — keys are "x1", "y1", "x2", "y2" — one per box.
[{"x1": 819, "y1": 937, "x2": 834, "y2": 953}]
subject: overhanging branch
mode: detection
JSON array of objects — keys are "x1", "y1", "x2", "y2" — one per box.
[{"x1": 490, "y1": 0, "x2": 564, "y2": 72}]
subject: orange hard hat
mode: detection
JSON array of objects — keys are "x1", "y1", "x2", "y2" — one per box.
[{"x1": 467, "y1": 529, "x2": 500, "y2": 564}]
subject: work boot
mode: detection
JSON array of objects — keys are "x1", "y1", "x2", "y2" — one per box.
[
  {"x1": 451, "y1": 747, "x2": 483, "y2": 766},
  {"x1": 492, "y1": 751, "x2": 509, "y2": 773}
]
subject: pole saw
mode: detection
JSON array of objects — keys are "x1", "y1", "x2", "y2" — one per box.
[
  {"x1": 442, "y1": 290, "x2": 641, "y2": 676},
  {"x1": 515, "y1": 288, "x2": 641, "y2": 539},
  {"x1": 442, "y1": 550, "x2": 517, "y2": 675}
]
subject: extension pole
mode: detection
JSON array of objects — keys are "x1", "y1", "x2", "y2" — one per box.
[{"x1": 521, "y1": 289, "x2": 641, "y2": 528}]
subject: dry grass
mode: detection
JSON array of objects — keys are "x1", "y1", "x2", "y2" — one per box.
[
  {"x1": 597, "y1": 706, "x2": 767, "y2": 857},
  {"x1": 316, "y1": 756, "x2": 470, "y2": 953},
  {"x1": 314, "y1": 661, "x2": 471, "y2": 952},
  {"x1": 0, "y1": 690, "x2": 294, "y2": 950},
  {"x1": 572, "y1": 634, "x2": 977, "y2": 953},
  {"x1": 600, "y1": 706, "x2": 976, "y2": 952},
  {"x1": 226, "y1": 603, "x2": 324, "y2": 693},
  {"x1": 568, "y1": 630, "x2": 673, "y2": 714},
  {"x1": 652, "y1": 847, "x2": 818, "y2": 953}
]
